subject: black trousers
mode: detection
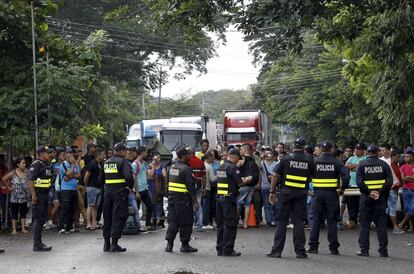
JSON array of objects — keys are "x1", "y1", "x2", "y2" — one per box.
[
  {"x1": 165, "y1": 195, "x2": 194, "y2": 243},
  {"x1": 103, "y1": 187, "x2": 129, "y2": 240},
  {"x1": 308, "y1": 190, "x2": 340, "y2": 251},
  {"x1": 253, "y1": 189, "x2": 263, "y2": 225},
  {"x1": 32, "y1": 190, "x2": 49, "y2": 246},
  {"x1": 216, "y1": 197, "x2": 237, "y2": 254},
  {"x1": 271, "y1": 188, "x2": 307, "y2": 255},
  {"x1": 138, "y1": 189, "x2": 154, "y2": 227},
  {"x1": 358, "y1": 195, "x2": 388, "y2": 255},
  {"x1": 60, "y1": 190, "x2": 77, "y2": 231},
  {"x1": 209, "y1": 185, "x2": 217, "y2": 224},
  {"x1": 347, "y1": 192, "x2": 360, "y2": 223}
]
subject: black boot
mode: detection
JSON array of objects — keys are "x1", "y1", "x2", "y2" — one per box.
[
  {"x1": 165, "y1": 240, "x2": 174, "y2": 252},
  {"x1": 180, "y1": 241, "x2": 198, "y2": 253},
  {"x1": 103, "y1": 238, "x2": 111, "y2": 252},
  {"x1": 0, "y1": 249, "x2": 5, "y2": 254},
  {"x1": 109, "y1": 238, "x2": 126, "y2": 252},
  {"x1": 33, "y1": 242, "x2": 52, "y2": 252}
]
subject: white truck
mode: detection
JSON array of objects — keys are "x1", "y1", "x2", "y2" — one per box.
[{"x1": 159, "y1": 115, "x2": 217, "y2": 153}]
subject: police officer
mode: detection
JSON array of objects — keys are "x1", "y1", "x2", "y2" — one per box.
[
  {"x1": 216, "y1": 148, "x2": 243, "y2": 257},
  {"x1": 28, "y1": 145, "x2": 53, "y2": 252},
  {"x1": 307, "y1": 141, "x2": 350, "y2": 255},
  {"x1": 165, "y1": 147, "x2": 198, "y2": 253},
  {"x1": 267, "y1": 138, "x2": 313, "y2": 259},
  {"x1": 356, "y1": 144, "x2": 393, "y2": 257},
  {"x1": 103, "y1": 142, "x2": 134, "y2": 252}
]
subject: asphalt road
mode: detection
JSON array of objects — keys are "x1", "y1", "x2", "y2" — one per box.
[{"x1": 0, "y1": 226, "x2": 413, "y2": 274}]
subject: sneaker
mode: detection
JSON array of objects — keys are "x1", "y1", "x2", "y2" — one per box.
[
  {"x1": 287, "y1": 224, "x2": 294, "y2": 229},
  {"x1": 337, "y1": 222, "x2": 345, "y2": 230},
  {"x1": 137, "y1": 228, "x2": 150, "y2": 235},
  {"x1": 393, "y1": 228, "x2": 405, "y2": 234},
  {"x1": 70, "y1": 228, "x2": 80, "y2": 233},
  {"x1": 58, "y1": 229, "x2": 68, "y2": 235}
]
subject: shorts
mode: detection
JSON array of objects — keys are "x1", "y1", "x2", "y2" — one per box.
[
  {"x1": 402, "y1": 189, "x2": 414, "y2": 216},
  {"x1": 386, "y1": 190, "x2": 398, "y2": 216},
  {"x1": 10, "y1": 202, "x2": 28, "y2": 219},
  {"x1": 86, "y1": 187, "x2": 101, "y2": 207},
  {"x1": 237, "y1": 188, "x2": 254, "y2": 208},
  {"x1": 48, "y1": 187, "x2": 59, "y2": 204}
]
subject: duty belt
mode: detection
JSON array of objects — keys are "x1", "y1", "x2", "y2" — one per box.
[
  {"x1": 284, "y1": 174, "x2": 307, "y2": 188},
  {"x1": 312, "y1": 178, "x2": 338, "y2": 188},
  {"x1": 34, "y1": 178, "x2": 51, "y2": 188},
  {"x1": 364, "y1": 179, "x2": 385, "y2": 190},
  {"x1": 168, "y1": 182, "x2": 188, "y2": 193},
  {"x1": 217, "y1": 183, "x2": 229, "y2": 195}
]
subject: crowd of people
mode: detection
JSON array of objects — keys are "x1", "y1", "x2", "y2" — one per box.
[{"x1": 0, "y1": 138, "x2": 413, "y2": 256}]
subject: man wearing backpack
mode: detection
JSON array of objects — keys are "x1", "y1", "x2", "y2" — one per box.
[
  {"x1": 261, "y1": 150, "x2": 278, "y2": 227},
  {"x1": 131, "y1": 146, "x2": 154, "y2": 230}
]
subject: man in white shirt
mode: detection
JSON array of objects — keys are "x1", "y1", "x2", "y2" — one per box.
[{"x1": 380, "y1": 144, "x2": 404, "y2": 234}]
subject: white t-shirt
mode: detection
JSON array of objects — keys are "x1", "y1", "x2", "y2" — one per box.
[{"x1": 380, "y1": 156, "x2": 398, "y2": 184}]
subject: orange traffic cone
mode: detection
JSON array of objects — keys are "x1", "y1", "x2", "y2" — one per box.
[{"x1": 247, "y1": 204, "x2": 257, "y2": 227}]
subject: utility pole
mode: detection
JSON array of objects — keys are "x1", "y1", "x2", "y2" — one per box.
[
  {"x1": 202, "y1": 99, "x2": 205, "y2": 113},
  {"x1": 31, "y1": 2, "x2": 39, "y2": 149},
  {"x1": 158, "y1": 65, "x2": 162, "y2": 118},
  {"x1": 46, "y1": 46, "x2": 52, "y2": 145},
  {"x1": 142, "y1": 93, "x2": 146, "y2": 118}
]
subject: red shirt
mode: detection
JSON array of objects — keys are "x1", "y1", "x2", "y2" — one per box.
[
  {"x1": 400, "y1": 163, "x2": 414, "y2": 190},
  {"x1": 188, "y1": 156, "x2": 205, "y2": 179}
]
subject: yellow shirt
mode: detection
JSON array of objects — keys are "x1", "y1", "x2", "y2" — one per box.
[{"x1": 196, "y1": 151, "x2": 205, "y2": 160}]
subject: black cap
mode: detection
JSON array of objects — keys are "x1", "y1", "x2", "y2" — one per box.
[
  {"x1": 407, "y1": 149, "x2": 414, "y2": 155},
  {"x1": 294, "y1": 137, "x2": 306, "y2": 147},
  {"x1": 114, "y1": 142, "x2": 127, "y2": 151},
  {"x1": 37, "y1": 145, "x2": 53, "y2": 154},
  {"x1": 367, "y1": 144, "x2": 379, "y2": 153},
  {"x1": 228, "y1": 148, "x2": 241, "y2": 158},
  {"x1": 176, "y1": 147, "x2": 189, "y2": 159},
  {"x1": 355, "y1": 143, "x2": 367, "y2": 150},
  {"x1": 321, "y1": 141, "x2": 333, "y2": 150},
  {"x1": 227, "y1": 145, "x2": 235, "y2": 151},
  {"x1": 48, "y1": 145, "x2": 57, "y2": 152}
]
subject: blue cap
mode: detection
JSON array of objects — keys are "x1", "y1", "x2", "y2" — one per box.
[{"x1": 294, "y1": 138, "x2": 306, "y2": 147}]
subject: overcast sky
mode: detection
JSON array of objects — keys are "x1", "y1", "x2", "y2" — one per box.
[{"x1": 162, "y1": 30, "x2": 260, "y2": 98}]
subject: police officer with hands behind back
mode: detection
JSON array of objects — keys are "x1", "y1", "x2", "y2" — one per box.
[
  {"x1": 103, "y1": 142, "x2": 134, "y2": 253},
  {"x1": 165, "y1": 147, "x2": 199, "y2": 253},
  {"x1": 216, "y1": 148, "x2": 243, "y2": 257},
  {"x1": 28, "y1": 145, "x2": 53, "y2": 252},
  {"x1": 307, "y1": 141, "x2": 350, "y2": 256},
  {"x1": 356, "y1": 144, "x2": 393, "y2": 257},
  {"x1": 267, "y1": 138, "x2": 313, "y2": 259}
]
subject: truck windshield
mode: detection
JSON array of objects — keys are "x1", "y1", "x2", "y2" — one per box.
[
  {"x1": 226, "y1": 133, "x2": 257, "y2": 141},
  {"x1": 161, "y1": 130, "x2": 202, "y2": 151}
]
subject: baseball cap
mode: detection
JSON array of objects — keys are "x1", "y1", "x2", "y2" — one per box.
[
  {"x1": 228, "y1": 148, "x2": 241, "y2": 158},
  {"x1": 37, "y1": 145, "x2": 53, "y2": 154},
  {"x1": 355, "y1": 143, "x2": 367, "y2": 150},
  {"x1": 367, "y1": 144, "x2": 379, "y2": 153},
  {"x1": 406, "y1": 149, "x2": 414, "y2": 155},
  {"x1": 114, "y1": 142, "x2": 127, "y2": 151},
  {"x1": 294, "y1": 137, "x2": 306, "y2": 147},
  {"x1": 321, "y1": 141, "x2": 333, "y2": 150}
]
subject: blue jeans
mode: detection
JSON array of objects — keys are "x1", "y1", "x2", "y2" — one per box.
[
  {"x1": 202, "y1": 190, "x2": 211, "y2": 226},
  {"x1": 195, "y1": 189, "x2": 203, "y2": 228},
  {"x1": 402, "y1": 189, "x2": 414, "y2": 216},
  {"x1": 128, "y1": 192, "x2": 141, "y2": 228},
  {"x1": 307, "y1": 195, "x2": 314, "y2": 226},
  {"x1": 262, "y1": 188, "x2": 276, "y2": 224},
  {"x1": 386, "y1": 190, "x2": 398, "y2": 217}
]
